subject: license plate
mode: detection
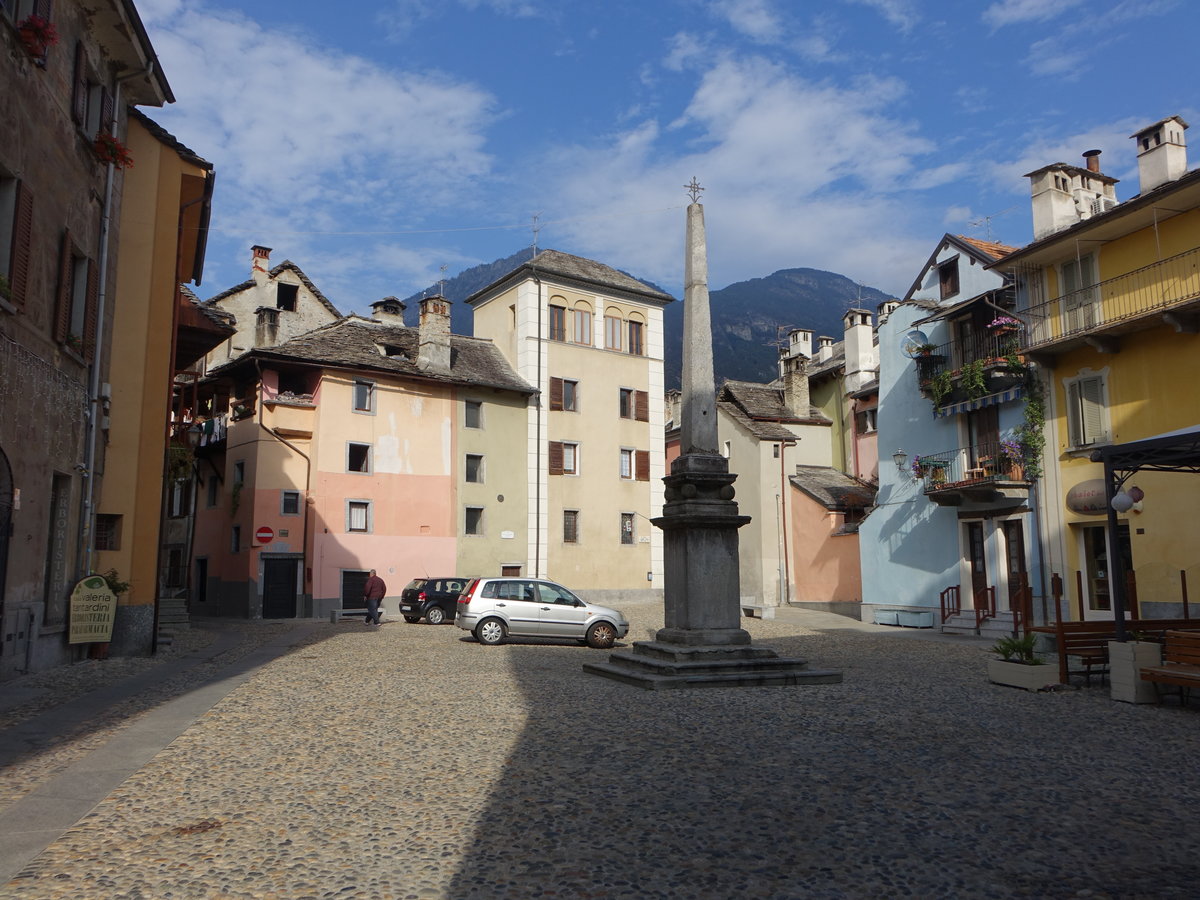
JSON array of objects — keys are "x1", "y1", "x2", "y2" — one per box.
[{"x1": 401, "y1": 605, "x2": 412, "y2": 612}]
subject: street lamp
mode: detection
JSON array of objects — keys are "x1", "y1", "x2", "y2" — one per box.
[{"x1": 892, "y1": 449, "x2": 908, "y2": 473}]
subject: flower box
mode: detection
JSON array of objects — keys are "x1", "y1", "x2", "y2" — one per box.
[
  {"x1": 987, "y1": 658, "x2": 1054, "y2": 691},
  {"x1": 1108, "y1": 640, "x2": 1162, "y2": 704}
]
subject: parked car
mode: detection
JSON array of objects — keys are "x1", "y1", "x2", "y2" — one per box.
[
  {"x1": 399, "y1": 577, "x2": 469, "y2": 625},
  {"x1": 455, "y1": 577, "x2": 629, "y2": 648}
]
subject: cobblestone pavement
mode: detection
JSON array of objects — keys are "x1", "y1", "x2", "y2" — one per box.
[{"x1": 2, "y1": 602, "x2": 1198, "y2": 899}]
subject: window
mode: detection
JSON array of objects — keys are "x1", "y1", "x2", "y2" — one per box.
[
  {"x1": 95, "y1": 514, "x2": 121, "y2": 551},
  {"x1": 855, "y1": 408, "x2": 878, "y2": 434},
  {"x1": 550, "y1": 377, "x2": 578, "y2": 412},
  {"x1": 0, "y1": 174, "x2": 32, "y2": 308},
  {"x1": 276, "y1": 283, "x2": 298, "y2": 311},
  {"x1": 605, "y1": 314, "x2": 622, "y2": 350},
  {"x1": 938, "y1": 258, "x2": 960, "y2": 300},
  {"x1": 233, "y1": 461, "x2": 245, "y2": 485},
  {"x1": 1066, "y1": 373, "x2": 1109, "y2": 448},
  {"x1": 168, "y1": 479, "x2": 191, "y2": 517},
  {"x1": 563, "y1": 509, "x2": 579, "y2": 543},
  {"x1": 347, "y1": 442, "x2": 371, "y2": 474},
  {"x1": 281, "y1": 490, "x2": 301, "y2": 515},
  {"x1": 722, "y1": 441, "x2": 731, "y2": 459},
  {"x1": 465, "y1": 454, "x2": 484, "y2": 483},
  {"x1": 620, "y1": 512, "x2": 635, "y2": 545},
  {"x1": 231, "y1": 525, "x2": 241, "y2": 553},
  {"x1": 54, "y1": 233, "x2": 97, "y2": 356},
  {"x1": 619, "y1": 388, "x2": 649, "y2": 421},
  {"x1": 549, "y1": 441, "x2": 579, "y2": 475},
  {"x1": 70, "y1": 44, "x2": 112, "y2": 139},
  {"x1": 465, "y1": 506, "x2": 484, "y2": 535},
  {"x1": 627, "y1": 319, "x2": 645, "y2": 356},
  {"x1": 353, "y1": 380, "x2": 374, "y2": 413},
  {"x1": 347, "y1": 500, "x2": 371, "y2": 533},
  {"x1": 572, "y1": 306, "x2": 592, "y2": 345},
  {"x1": 620, "y1": 448, "x2": 634, "y2": 480},
  {"x1": 465, "y1": 399, "x2": 482, "y2": 428},
  {"x1": 206, "y1": 476, "x2": 219, "y2": 508},
  {"x1": 548, "y1": 305, "x2": 566, "y2": 342}
]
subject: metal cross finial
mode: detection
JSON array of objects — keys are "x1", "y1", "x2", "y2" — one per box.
[
  {"x1": 439, "y1": 264, "x2": 447, "y2": 296},
  {"x1": 685, "y1": 177, "x2": 704, "y2": 203}
]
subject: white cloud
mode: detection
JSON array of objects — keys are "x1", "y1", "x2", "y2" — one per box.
[
  {"x1": 982, "y1": 0, "x2": 1085, "y2": 28},
  {"x1": 988, "y1": 116, "x2": 1145, "y2": 197},
  {"x1": 942, "y1": 205, "x2": 974, "y2": 226},
  {"x1": 664, "y1": 32, "x2": 709, "y2": 72},
  {"x1": 708, "y1": 0, "x2": 784, "y2": 42},
  {"x1": 845, "y1": 0, "x2": 920, "y2": 33}
]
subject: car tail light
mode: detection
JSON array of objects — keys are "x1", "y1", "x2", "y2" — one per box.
[
  {"x1": 418, "y1": 591, "x2": 427, "y2": 601},
  {"x1": 458, "y1": 578, "x2": 479, "y2": 604}
]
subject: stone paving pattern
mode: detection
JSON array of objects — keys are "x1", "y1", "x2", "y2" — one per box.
[{"x1": 2, "y1": 601, "x2": 1198, "y2": 899}]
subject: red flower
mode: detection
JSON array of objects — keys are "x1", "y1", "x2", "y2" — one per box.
[{"x1": 93, "y1": 132, "x2": 134, "y2": 170}]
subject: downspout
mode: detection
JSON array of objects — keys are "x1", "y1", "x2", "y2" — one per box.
[
  {"x1": 80, "y1": 63, "x2": 156, "y2": 576},
  {"x1": 532, "y1": 271, "x2": 543, "y2": 578},
  {"x1": 779, "y1": 439, "x2": 796, "y2": 605}
]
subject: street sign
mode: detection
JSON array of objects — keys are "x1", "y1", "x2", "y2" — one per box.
[{"x1": 255, "y1": 526, "x2": 275, "y2": 544}]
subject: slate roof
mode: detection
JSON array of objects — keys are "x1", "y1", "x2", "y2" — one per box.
[
  {"x1": 789, "y1": 466, "x2": 877, "y2": 511},
  {"x1": 204, "y1": 261, "x2": 342, "y2": 319},
  {"x1": 181, "y1": 284, "x2": 236, "y2": 329},
  {"x1": 210, "y1": 318, "x2": 535, "y2": 394},
  {"x1": 129, "y1": 109, "x2": 210, "y2": 168},
  {"x1": 717, "y1": 380, "x2": 831, "y2": 440},
  {"x1": 466, "y1": 249, "x2": 675, "y2": 307}
]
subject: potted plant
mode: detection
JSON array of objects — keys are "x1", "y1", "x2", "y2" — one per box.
[
  {"x1": 910, "y1": 455, "x2": 927, "y2": 479},
  {"x1": 64, "y1": 333, "x2": 85, "y2": 355},
  {"x1": 929, "y1": 371, "x2": 954, "y2": 406},
  {"x1": 962, "y1": 359, "x2": 987, "y2": 400},
  {"x1": 998, "y1": 439, "x2": 1025, "y2": 480},
  {"x1": 987, "y1": 315, "x2": 1022, "y2": 335},
  {"x1": 93, "y1": 132, "x2": 134, "y2": 169},
  {"x1": 988, "y1": 634, "x2": 1053, "y2": 691},
  {"x1": 1108, "y1": 635, "x2": 1162, "y2": 704},
  {"x1": 17, "y1": 14, "x2": 58, "y2": 60}
]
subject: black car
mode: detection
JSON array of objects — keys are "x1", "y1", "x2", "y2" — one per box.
[{"x1": 399, "y1": 577, "x2": 469, "y2": 624}]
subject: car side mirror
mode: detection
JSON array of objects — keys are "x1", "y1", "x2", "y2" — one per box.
[{"x1": 573, "y1": 599, "x2": 584, "y2": 608}]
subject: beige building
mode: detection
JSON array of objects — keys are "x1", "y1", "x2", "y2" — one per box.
[{"x1": 467, "y1": 250, "x2": 672, "y2": 598}]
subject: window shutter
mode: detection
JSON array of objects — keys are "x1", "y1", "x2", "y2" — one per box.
[
  {"x1": 1065, "y1": 381, "x2": 1081, "y2": 446},
  {"x1": 635, "y1": 390, "x2": 649, "y2": 422},
  {"x1": 549, "y1": 376, "x2": 563, "y2": 411},
  {"x1": 99, "y1": 87, "x2": 114, "y2": 137},
  {"x1": 83, "y1": 257, "x2": 99, "y2": 360},
  {"x1": 10, "y1": 181, "x2": 33, "y2": 308},
  {"x1": 54, "y1": 229, "x2": 72, "y2": 342},
  {"x1": 1079, "y1": 377, "x2": 1105, "y2": 444},
  {"x1": 635, "y1": 450, "x2": 650, "y2": 481},
  {"x1": 72, "y1": 42, "x2": 87, "y2": 124},
  {"x1": 549, "y1": 441, "x2": 563, "y2": 475}
]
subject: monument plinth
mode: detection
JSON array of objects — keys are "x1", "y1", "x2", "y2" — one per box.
[{"x1": 584, "y1": 184, "x2": 843, "y2": 690}]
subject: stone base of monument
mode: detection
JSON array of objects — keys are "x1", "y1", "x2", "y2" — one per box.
[{"x1": 583, "y1": 640, "x2": 842, "y2": 690}]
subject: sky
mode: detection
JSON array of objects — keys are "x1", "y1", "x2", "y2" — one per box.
[{"x1": 137, "y1": 0, "x2": 1199, "y2": 315}]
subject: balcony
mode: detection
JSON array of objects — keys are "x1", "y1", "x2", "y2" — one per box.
[
  {"x1": 263, "y1": 394, "x2": 315, "y2": 437},
  {"x1": 1022, "y1": 245, "x2": 1200, "y2": 356},
  {"x1": 914, "y1": 332, "x2": 1026, "y2": 416},
  {"x1": 913, "y1": 441, "x2": 1031, "y2": 507}
]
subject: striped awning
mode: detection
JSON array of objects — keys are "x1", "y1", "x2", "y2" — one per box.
[{"x1": 935, "y1": 387, "x2": 1023, "y2": 418}]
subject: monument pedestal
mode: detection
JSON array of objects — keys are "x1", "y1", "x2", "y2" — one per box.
[{"x1": 583, "y1": 640, "x2": 843, "y2": 691}]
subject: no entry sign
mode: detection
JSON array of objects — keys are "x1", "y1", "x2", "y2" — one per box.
[{"x1": 255, "y1": 526, "x2": 275, "y2": 544}]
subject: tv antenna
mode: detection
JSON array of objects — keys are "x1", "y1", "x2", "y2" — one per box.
[{"x1": 968, "y1": 205, "x2": 1017, "y2": 241}]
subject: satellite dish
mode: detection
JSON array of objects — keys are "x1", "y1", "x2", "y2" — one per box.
[{"x1": 901, "y1": 330, "x2": 931, "y2": 358}]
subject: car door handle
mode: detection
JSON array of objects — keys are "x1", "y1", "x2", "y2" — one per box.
[
  {"x1": 497, "y1": 602, "x2": 506, "y2": 607},
  {"x1": 540, "y1": 606, "x2": 552, "y2": 611}
]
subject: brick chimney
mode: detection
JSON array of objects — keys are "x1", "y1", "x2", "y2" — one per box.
[
  {"x1": 1132, "y1": 116, "x2": 1188, "y2": 194},
  {"x1": 418, "y1": 295, "x2": 452, "y2": 374},
  {"x1": 843, "y1": 309, "x2": 875, "y2": 392},
  {"x1": 251, "y1": 245, "x2": 271, "y2": 283},
  {"x1": 371, "y1": 297, "x2": 407, "y2": 326},
  {"x1": 781, "y1": 353, "x2": 810, "y2": 417}
]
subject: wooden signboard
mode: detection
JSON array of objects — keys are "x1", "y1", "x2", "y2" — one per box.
[{"x1": 68, "y1": 575, "x2": 116, "y2": 644}]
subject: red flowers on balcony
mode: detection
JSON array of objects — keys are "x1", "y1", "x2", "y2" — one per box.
[
  {"x1": 17, "y1": 15, "x2": 59, "y2": 62},
  {"x1": 93, "y1": 132, "x2": 134, "y2": 169}
]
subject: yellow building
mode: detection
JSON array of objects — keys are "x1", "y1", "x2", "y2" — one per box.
[
  {"x1": 467, "y1": 250, "x2": 672, "y2": 598},
  {"x1": 995, "y1": 116, "x2": 1200, "y2": 621},
  {"x1": 95, "y1": 110, "x2": 227, "y2": 653}
]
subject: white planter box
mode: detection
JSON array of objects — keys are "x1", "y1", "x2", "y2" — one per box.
[
  {"x1": 987, "y1": 658, "x2": 1055, "y2": 692},
  {"x1": 1108, "y1": 640, "x2": 1162, "y2": 704}
]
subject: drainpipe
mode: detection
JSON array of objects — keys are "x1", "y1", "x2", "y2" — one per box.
[
  {"x1": 531, "y1": 268, "x2": 543, "y2": 579},
  {"x1": 779, "y1": 438, "x2": 796, "y2": 605}
]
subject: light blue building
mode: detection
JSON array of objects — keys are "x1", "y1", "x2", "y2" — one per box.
[{"x1": 859, "y1": 235, "x2": 1045, "y2": 634}]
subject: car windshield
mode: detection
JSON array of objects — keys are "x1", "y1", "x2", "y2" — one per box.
[{"x1": 404, "y1": 579, "x2": 425, "y2": 591}]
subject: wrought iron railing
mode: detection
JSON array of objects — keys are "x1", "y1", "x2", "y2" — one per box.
[
  {"x1": 913, "y1": 330, "x2": 1024, "y2": 382},
  {"x1": 1021, "y1": 245, "x2": 1200, "y2": 347},
  {"x1": 911, "y1": 441, "x2": 1029, "y2": 492}
]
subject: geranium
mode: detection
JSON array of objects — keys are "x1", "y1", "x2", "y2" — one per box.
[
  {"x1": 18, "y1": 15, "x2": 59, "y2": 47},
  {"x1": 93, "y1": 132, "x2": 134, "y2": 169},
  {"x1": 988, "y1": 315, "x2": 1022, "y2": 330},
  {"x1": 999, "y1": 439, "x2": 1023, "y2": 462},
  {"x1": 911, "y1": 455, "x2": 924, "y2": 476}
]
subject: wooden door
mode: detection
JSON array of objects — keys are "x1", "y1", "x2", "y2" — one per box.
[
  {"x1": 262, "y1": 558, "x2": 297, "y2": 619},
  {"x1": 966, "y1": 522, "x2": 988, "y2": 607},
  {"x1": 1001, "y1": 520, "x2": 1027, "y2": 612}
]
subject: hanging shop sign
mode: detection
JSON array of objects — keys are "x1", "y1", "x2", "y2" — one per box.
[
  {"x1": 68, "y1": 575, "x2": 116, "y2": 644},
  {"x1": 1065, "y1": 479, "x2": 1108, "y2": 516}
]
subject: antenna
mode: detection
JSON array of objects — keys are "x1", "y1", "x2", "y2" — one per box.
[
  {"x1": 764, "y1": 324, "x2": 795, "y2": 352},
  {"x1": 531, "y1": 212, "x2": 542, "y2": 258},
  {"x1": 968, "y1": 205, "x2": 1018, "y2": 241},
  {"x1": 438, "y1": 264, "x2": 447, "y2": 297}
]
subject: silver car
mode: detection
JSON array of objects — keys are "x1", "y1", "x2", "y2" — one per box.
[{"x1": 455, "y1": 577, "x2": 629, "y2": 648}]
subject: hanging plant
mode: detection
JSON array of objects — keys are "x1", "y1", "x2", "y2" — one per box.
[
  {"x1": 93, "y1": 132, "x2": 134, "y2": 169},
  {"x1": 929, "y1": 371, "x2": 954, "y2": 407},
  {"x1": 17, "y1": 15, "x2": 59, "y2": 59},
  {"x1": 1013, "y1": 369, "x2": 1046, "y2": 480},
  {"x1": 962, "y1": 359, "x2": 987, "y2": 400}
]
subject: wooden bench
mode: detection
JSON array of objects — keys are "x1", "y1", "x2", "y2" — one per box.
[
  {"x1": 1140, "y1": 630, "x2": 1200, "y2": 705},
  {"x1": 1031, "y1": 618, "x2": 1200, "y2": 687}
]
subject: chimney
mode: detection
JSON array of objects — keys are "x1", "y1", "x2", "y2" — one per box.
[
  {"x1": 816, "y1": 336, "x2": 834, "y2": 363},
  {"x1": 1027, "y1": 156, "x2": 1119, "y2": 239},
  {"x1": 778, "y1": 328, "x2": 812, "y2": 378},
  {"x1": 1132, "y1": 116, "x2": 1189, "y2": 194},
  {"x1": 1083, "y1": 149, "x2": 1101, "y2": 173},
  {"x1": 877, "y1": 299, "x2": 899, "y2": 322},
  {"x1": 418, "y1": 295, "x2": 452, "y2": 374},
  {"x1": 843, "y1": 309, "x2": 874, "y2": 392},
  {"x1": 665, "y1": 389, "x2": 682, "y2": 429},
  {"x1": 781, "y1": 353, "x2": 810, "y2": 417},
  {"x1": 371, "y1": 296, "x2": 407, "y2": 326},
  {"x1": 251, "y1": 245, "x2": 272, "y2": 282}
]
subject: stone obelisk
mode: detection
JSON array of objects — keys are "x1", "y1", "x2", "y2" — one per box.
[{"x1": 585, "y1": 181, "x2": 842, "y2": 689}]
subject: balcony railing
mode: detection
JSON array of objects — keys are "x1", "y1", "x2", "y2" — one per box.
[
  {"x1": 1023, "y1": 245, "x2": 1200, "y2": 348},
  {"x1": 912, "y1": 441, "x2": 1029, "y2": 493},
  {"x1": 914, "y1": 329, "x2": 1023, "y2": 382}
]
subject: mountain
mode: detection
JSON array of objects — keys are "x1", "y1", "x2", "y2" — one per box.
[{"x1": 403, "y1": 252, "x2": 891, "y2": 387}]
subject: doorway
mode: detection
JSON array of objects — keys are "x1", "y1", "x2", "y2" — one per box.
[
  {"x1": 965, "y1": 521, "x2": 988, "y2": 608},
  {"x1": 262, "y1": 558, "x2": 298, "y2": 618},
  {"x1": 1001, "y1": 519, "x2": 1027, "y2": 612},
  {"x1": 341, "y1": 570, "x2": 369, "y2": 610},
  {"x1": 195, "y1": 558, "x2": 208, "y2": 605},
  {"x1": 1079, "y1": 522, "x2": 1132, "y2": 620}
]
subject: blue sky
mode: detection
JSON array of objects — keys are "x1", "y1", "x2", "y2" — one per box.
[{"x1": 138, "y1": 0, "x2": 1198, "y2": 314}]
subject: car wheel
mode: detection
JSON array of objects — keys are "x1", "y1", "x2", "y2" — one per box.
[
  {"x1": 426, "y1": 606, "x2": 446, "y2": 626},
  {"x1": 586, "y1": 621, "x2": 617, "y2": 649},
  {"x1": 403, "y1": 616, "x2": 420, "y2": 624},
  {"x1": 475, "y1": 618, "x2": 506, "y2": 646}
]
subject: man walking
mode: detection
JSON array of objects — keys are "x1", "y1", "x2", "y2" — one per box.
[{"x1": 363, "y1": 569, "x2": 387, "y2": 626}]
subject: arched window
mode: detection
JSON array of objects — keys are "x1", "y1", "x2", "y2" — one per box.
[
  {"x1": 627, "y1": 312, "x2": 646, "y2": 356},
  {"x1": 571, "y1": 301, "x2": 593, "y2": 346},
  {"x1": 548, "y1": 295, "x2": 567, "y2": 342},
  {"x1": 604, "y1": 307, "x2": 623, "y2": 350}
]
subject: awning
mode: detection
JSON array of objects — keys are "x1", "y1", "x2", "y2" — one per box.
[{"x1": 934, "y1": 387, "x2": 1023, "y2": 418}]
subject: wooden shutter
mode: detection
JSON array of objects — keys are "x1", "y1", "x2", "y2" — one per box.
[
  {"x1": 1079, "y1": 377, "x2": 1105, "y2": 444},
  {"x1": 549, "y1": 441, "x2": 563, "y2": 475},
  {"x1": 549, "y1": 376, "x2": 563, "y2": 411},
  {"x1": 635, "y1": 450, "x2": 650, "y2": 482},
  {"x1": 54, "y1": 228, "x2": 72, "y2": 342},
  {"x1": 99, "y1": 87, "x2": 114, "y2": 137},
  {"x1": 83, "y1": 256, "x2": 99, "y2": 360},
  {"x1": 72, "y1": 42, "x2": 87, "y2": 124},
  {"x1": 634, "y1": 389, "x2": 649, "y2": 422},
  {"x1": 1066, "y1": 381, "x2": 1081, "y2": 447},
  {"x1": 9, "y1": 181, "x2": 33, "y2": 308}
]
